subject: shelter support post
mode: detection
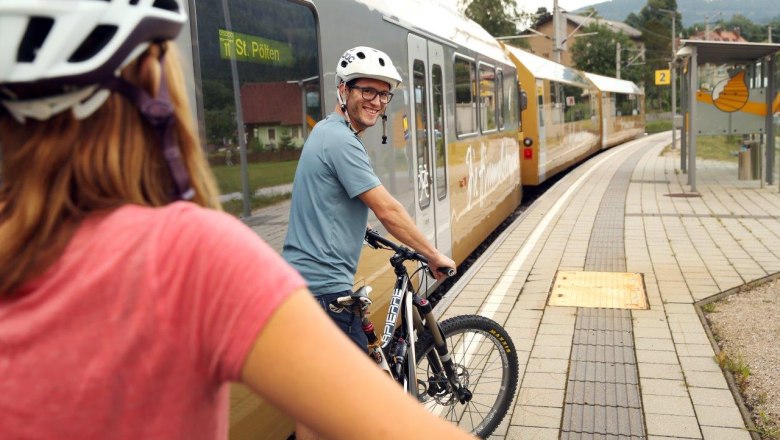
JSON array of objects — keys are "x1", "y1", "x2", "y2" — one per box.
[
  {"x1": 681, "y1": 64, "x2": 688, "y2": 172},
  {"x1": 767, "y1": 54, "x2": 776, "y2": 185},
  {"x1": 688, "y1": 48, "x2": 697, "y2": 192}
]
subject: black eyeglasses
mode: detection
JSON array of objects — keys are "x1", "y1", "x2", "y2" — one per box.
[{"x1": 349, "y1": 85, "x2": 394, "y2": 104}]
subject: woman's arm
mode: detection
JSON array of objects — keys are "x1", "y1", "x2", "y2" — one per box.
[{"x1": 240, "y1": 288, "x2": 475, "y2": 440}]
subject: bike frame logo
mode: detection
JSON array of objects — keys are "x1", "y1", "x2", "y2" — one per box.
[{"x1": 382, "y1": 286, "x2": 405, "y2": 345}]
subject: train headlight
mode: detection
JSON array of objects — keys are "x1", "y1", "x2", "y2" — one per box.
[{"x1": 523, "y1": 137, "x2": 533, "y2": 147}]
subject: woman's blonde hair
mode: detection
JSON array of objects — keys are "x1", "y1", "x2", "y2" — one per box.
[{"x1": 0, "y1": 44, "x2": 221, "y2": 295}]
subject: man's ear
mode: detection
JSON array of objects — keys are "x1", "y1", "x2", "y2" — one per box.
[{"x1": 338, "y1": 82, "x2": 348, "y2": 102}]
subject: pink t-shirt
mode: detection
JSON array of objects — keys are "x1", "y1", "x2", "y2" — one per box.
[{"x1": 0, "y1": 202, "x2": 305, "y2": 439}]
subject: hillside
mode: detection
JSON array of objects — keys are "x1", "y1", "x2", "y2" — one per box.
[{"x1": 578, "y1": 0, "x2": 780, "y2": 27}]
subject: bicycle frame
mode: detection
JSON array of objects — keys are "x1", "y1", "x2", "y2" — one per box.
[
  {"x1": 380, "y1": 270, "x2": 422, "y2": 394},
  {"x1": 363, "y1": 228, "x2": 466, "y2": 402}
]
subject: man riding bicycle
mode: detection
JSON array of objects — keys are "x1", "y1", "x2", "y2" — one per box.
[{"x1": 283, "y1": 46, "x2": 456, "y2": 439}]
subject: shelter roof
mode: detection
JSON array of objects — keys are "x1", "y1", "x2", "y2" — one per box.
[{"x1": 676, "y1": 40, "x2": 780, "y2": 65}]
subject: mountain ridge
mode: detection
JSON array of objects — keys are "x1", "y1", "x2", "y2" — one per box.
[{"x1": 576, "y1": 0, "x2": 780, "y2": 27}]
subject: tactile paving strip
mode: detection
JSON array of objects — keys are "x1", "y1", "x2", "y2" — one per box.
[
  {"x1": 561, "y1": 308, "x2": 645, "y2": 439},
  {"x1": 561, "y1": 149, "x2": 647, "y2": 439}
]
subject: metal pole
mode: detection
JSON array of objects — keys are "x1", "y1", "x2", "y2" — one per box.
[
  {"x1": 671, "y1": 14, "x2": 677, "y2": 149},
  {"x1": 616, "y1": 42, "x2": 621, "y2": 79},
  {"x1": 689, "y1": 48, "x2": 698, "y2": 192},
  {"x1": 553, "y1": 0, "x2": 562, "y2": 63},
  {"x1": 766, "y1": 53, "x2": 775, "y2": 185},
  {"x1": 221, "y1": 0, "x2": 251, "y2": 217},
  {"x1": 681, "y1": 63, "x2": 688, "y2": 171}
]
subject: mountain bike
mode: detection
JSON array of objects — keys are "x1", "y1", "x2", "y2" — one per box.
[{"x1": 331, "y1": 228, "x2": 519, "y2": 438}]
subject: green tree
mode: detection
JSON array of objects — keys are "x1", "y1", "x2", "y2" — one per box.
[
  {"x1": 459, "y1": 0, "x2": 519, "y2": 37},
  {"x1": 278, "y1": 129, "x2": 296, "y2": 150},
  {"x1": 624, "y1": 0, "x2": 682, "y2": 112},
  {"x1": 571, "y1": 23, "x2": 642, "y2": 83}
]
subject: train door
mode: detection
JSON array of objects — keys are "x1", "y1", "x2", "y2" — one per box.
[
  {"x1": 601, "y1": 92, "x2": 609, "y2": 146},
  {"x1": 407, "y1": 34, "x2": 452, "y2": 259},
  {"x1": 536, "y1": 79, "x2": 547, "y2": 180}
]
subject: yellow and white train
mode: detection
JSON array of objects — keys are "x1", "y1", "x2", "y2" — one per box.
[{"x1": 173, "y1": 0, "x2": 645, "y2": 437}]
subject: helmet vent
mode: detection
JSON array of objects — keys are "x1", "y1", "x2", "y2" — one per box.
[
  {"x1": 341, "y1": 60, "x2": 348, "y2": 68},
  {"x1": 152, "y1": 0, "x2": 180, "y2": 12},
  {"x1": 129, "y1": 0, "x2": 140, "y2": 4},
  {"x1": 356, "y1": 51, "x2": 365, "y2": 59},
  {"x1": 17, "y1": 17, "x2": 55, "y2": 63},
  {"x1": 68, "y1": 25, "x2": 118, "y2": 63},
  {"x1": 378, "y1": 58, "x2": 385, "y2": 66}
]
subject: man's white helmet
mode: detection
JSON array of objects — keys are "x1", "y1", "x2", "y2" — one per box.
[{"x1": 335, "y1": 46, "x2": 402, "y2": 91}]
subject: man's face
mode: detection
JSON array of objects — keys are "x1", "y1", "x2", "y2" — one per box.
[{"x1": 342, "y1": 78, "x2": 391, "y2": 133}]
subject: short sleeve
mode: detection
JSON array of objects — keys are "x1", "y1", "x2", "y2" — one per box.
[
  {"x1": 325, "y1": 135, "x2": 381, "y2": 199},
  {"x1": 153, "y1": 203, "x2": 306, "y2": 382}
]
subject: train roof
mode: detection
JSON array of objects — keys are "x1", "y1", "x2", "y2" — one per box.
[
  {"x1": 355, "y1": 0, "x2": 511, "y2": 64},
  {"x1": 583, "y1": 72, "x2": 643, "y2": 95},
  {"x1": 501, "y1": 44, "x2": 590, "y2": 88}
]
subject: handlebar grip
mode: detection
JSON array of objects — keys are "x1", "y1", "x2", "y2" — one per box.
[{"x1": 439, "y1": 267, "x2": 456, "y2": 277}]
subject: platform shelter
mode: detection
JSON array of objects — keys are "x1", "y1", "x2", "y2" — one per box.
[{"x1": 674, "y1": 40, "x2": 780, "y2": 192}]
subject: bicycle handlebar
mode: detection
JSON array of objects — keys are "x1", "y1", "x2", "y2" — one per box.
[{"x1": 365, "y1": 228, "x2": 456, "y2": 277}]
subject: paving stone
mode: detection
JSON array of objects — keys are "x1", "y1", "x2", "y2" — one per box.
[
  {"x1": 688, "y1": 387, "x2": 738, "y2": 407},
  {"x1": 700, "y1": 426, "x2": 752, "y2": 440},
  {"x1": 509, "y1": 405, "x2": 562, "y2": 428},
  {"x1": 695, "y1": 405, "x2": 747, "y2": 428},
  {"x1": 645, "y1": 414, "x2": 702, "y2": 438}
]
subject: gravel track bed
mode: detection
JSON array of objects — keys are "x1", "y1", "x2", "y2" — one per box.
[{"x1": 705, "y1": 278, "x2": 780, "y2": 439}]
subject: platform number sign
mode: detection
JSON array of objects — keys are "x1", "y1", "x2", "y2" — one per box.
[{"x1": 655, "y1": 69, "x2": 671, "y2": 85}]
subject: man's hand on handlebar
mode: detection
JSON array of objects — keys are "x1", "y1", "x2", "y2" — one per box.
[{"x1": 427, "y1": 251, "x2": 456, "y2": 281}]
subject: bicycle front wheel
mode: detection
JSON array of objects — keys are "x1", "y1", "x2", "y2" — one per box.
[{"x1": 414, "y1": 315, "x2": 519, "y2": 438}]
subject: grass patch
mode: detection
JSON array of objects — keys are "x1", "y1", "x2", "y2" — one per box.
[
  {"x1": 221, "y1": 193, "x2": 292, "y2": 217},
  {"x1": 716, "y1": 351, "x2": 751, "y2": 390},
  {"x1": 751, "y1": 412, "x2": 780, "y2": 439},
  {"x1": 702, "y1": 302, "x2": 717, "y2": 313},
  {"x1": 211, "y1": 160, "x2": 298, "y2": 194},
  {"x1": 694, "y1": 135, "x2": 742, "y2": 163},
  {"x1": 646, "y1": 119, "x2": 673, "y2": 134}
]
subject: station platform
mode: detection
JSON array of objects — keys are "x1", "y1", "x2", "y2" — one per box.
[{"x1": 436, "y1": 131, "x2": 780, "y2": 440}]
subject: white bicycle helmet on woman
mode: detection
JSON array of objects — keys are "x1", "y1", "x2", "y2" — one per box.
[
  {"x1": 0, "y1": 0, "x2": 193, "y2": 199},
  {"x1": 335, "y1": 46, "x2": 402, "y2": 143}
]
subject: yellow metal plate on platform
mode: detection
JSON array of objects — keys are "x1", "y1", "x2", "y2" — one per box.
[{"x1": 548, "y1": 271, "x2": 648, "y2": 309}]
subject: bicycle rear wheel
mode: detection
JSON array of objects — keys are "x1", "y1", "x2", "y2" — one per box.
[{"x1": 414, "y1": 315, "x2": 519, "y2": 438}]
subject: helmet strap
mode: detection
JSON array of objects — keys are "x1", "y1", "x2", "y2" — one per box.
[
  {"x1": 103, "y1": 52, "x2": 194, "y2": 201},
  {"x1": 381, "y1": 112, "x2": 388, "y2": 145}
]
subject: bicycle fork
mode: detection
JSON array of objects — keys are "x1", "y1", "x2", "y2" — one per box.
[{"x1": 414, "y1": 299, "x2": 473, "y2": 404}]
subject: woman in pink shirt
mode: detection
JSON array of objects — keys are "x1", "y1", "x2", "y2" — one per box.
[{"x1": 0, "y1": 2, "x2": 474, "y2": 439}]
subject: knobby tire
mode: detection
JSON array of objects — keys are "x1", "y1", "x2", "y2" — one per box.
[{"x1": 414, "y1": 315, "x2": 519, "y2": 438}]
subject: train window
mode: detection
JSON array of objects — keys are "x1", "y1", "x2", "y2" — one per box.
[
  {"x1": 432, "y1": 64, "x2": 447, "y2": 200},
  {"x1": 479, "y1": 64, "x2": 497, "y2": 132},
  {"x1": 496, "y1": 69, "x2": 504, "y2": 130},
  {"x1": 454, "y1": 57, "x2": 477, "y2": 137},
  {"x1": 562, "y1": 84, "x2": 591, "y2": 123},
  {"x1": 615, "y1": 93, "x2": 639, "y2": 116},
  {"x1": 413, "y1": 59, "x2": 431, "y2": 210},
  {"x1": 192, "y1": 0, "x2": 320, "y2": 205},
  {"x1": 503, "y1": 70, "x2": 519, "y2": 131},
  {"x1": 550, "y1": 82, "x2": 564, "y2": 124}
]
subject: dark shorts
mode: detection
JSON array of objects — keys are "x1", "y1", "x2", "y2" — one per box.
[{"x1": 316, "y1": 290, "x2": 369, "y2": 351}]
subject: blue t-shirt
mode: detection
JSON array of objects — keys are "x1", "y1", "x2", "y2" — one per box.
[{"x1": 282, "y1": 113, "x2": 381, "y2": 296}]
